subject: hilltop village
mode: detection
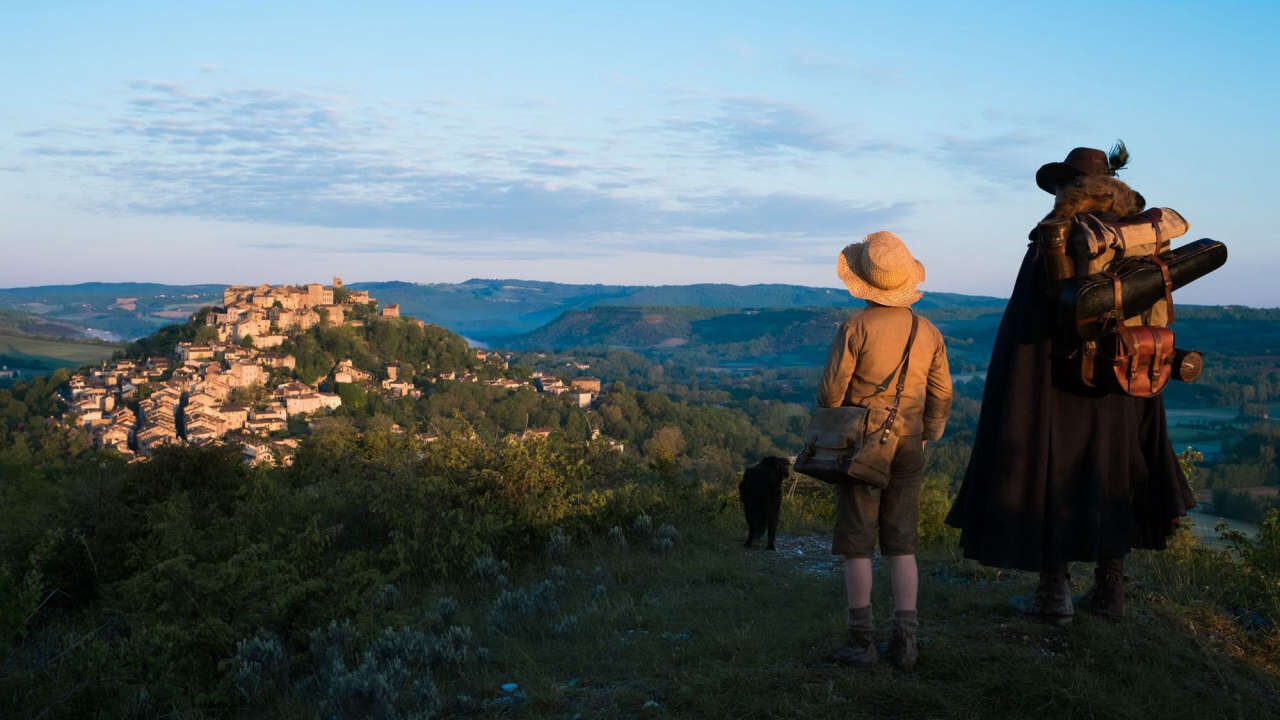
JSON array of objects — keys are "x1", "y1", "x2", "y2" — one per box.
[{"x1": 60, "y1": 279, "x2": 604, "y2": 465}]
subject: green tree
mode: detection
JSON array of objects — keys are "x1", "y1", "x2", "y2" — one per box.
[{"x1": 336, "y1": 382, "x2": 368, "y2": 411}]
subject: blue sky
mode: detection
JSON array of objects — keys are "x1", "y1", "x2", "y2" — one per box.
[{"x1": 1, "y1": 1, "x2": 1276, "y2": 304}]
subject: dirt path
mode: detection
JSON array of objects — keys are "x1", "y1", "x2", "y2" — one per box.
[{"x1": 765, "y1": 534, "x2": 847, "y2": 577}]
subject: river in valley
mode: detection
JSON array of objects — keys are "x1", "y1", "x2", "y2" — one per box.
[{"x1": 1184, "y1": 507, "x2": 1260, "y2": 548}]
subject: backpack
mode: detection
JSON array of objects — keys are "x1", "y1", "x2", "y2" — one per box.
[{"x1": 1035, "y1": 207, "x2": 1206, "y2": 398}]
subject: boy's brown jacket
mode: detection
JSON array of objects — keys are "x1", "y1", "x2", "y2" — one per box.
[{"x1": 817, "y1": 304, "x2": 953, "y2": 441}]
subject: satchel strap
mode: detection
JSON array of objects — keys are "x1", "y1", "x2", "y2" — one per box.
[
  {"x1": 873, "y1": 313, "x2": 919, "y2": 441},
  {"x1": 1105, "y1": 271, "x2": 1124, "y2": 328},
  {"x1": 1148, "y1": 254, "x2": 1175, "y2": 325}
]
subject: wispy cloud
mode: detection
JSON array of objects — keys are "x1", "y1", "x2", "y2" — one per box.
[
  {"x1": 664, "y1": 96, "x2": 848, "y2": 155},
  {"x1": 30, "y1": 147, "x2": 118, "y2": 157},
  {"x1": 930, "y1": 132, "x2": 1046, "y2": 186},
  {"x1": 19, "y1": 79, "x2": 911, "y2": 250}
]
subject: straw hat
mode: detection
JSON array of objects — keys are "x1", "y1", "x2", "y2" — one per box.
[{"x1": 836, "y1": 231, "x2": 925, "y2": 307}]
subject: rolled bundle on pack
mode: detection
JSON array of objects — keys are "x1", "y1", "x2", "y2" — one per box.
[{"x1": 1058, "y1": 239, "x2": 1228, "y2": 340}]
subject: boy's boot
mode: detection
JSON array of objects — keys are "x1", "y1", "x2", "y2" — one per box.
[
  {"x1": 830, "y1": 605, "x2": 877, "y2": 667},
  {"x1": 886, "y1": 610, "x2": 919, "y2": 671},
  {"x1": 1079, "y1": 557, "x2": 1126, "y2": 620},
  {"x1": 1010, "y1": 568, "x2": 1073, "y2": 625}
]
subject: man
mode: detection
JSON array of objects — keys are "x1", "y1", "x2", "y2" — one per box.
[
  {"x1": 945, "y1": 145, "x2": 1194, "y2": 622},
  {"x1": 820, "y1": 231, "x2": 952, "y2": 669}
]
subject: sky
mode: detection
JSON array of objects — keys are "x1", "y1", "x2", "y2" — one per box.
[{"x1": 1, "y1": 0, "x2": 1277, "y2": 304}]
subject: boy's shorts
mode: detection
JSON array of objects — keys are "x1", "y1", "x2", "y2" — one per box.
[{"x1": 831, "y1": 435, "x2": 926, "y2": 558}]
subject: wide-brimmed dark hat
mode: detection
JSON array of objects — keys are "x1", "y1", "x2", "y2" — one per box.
[{"x1": 1036, "y1": 147, "x2": 1112, "y2": 194}]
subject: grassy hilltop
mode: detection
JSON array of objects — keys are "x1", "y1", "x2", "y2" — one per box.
[
  {"x1": 1, "y1": 289, "x2": 1278, "y2": 718},
  {"x1": 3, "y1": 435, "x2": 1277, "y2": 719}
]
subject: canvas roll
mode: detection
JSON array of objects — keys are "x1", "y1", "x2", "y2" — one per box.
[{"x1": 1059, "y1": 239, "x2": 1228, "y2": 340}]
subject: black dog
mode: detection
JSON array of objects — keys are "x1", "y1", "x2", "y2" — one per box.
[{"x1": 740, "y1": 456, "x2": 790, "y2": 550}]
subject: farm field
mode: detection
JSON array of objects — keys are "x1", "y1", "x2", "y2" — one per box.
[{"x1": 0, "y1": 332, "x2": 119, "y2": 372}]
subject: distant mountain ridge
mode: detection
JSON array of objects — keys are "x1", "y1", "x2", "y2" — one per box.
[
  {"x1": 6, "y1": 279, "x2": 1278, "y2": 365},
  {"x1": 346, "y1": 279, "x2": 1008, "y2": 339},
  {"x1": 0, "y1": 278, "x2": 1009, "y2": 341},
  {"x1": 498, "y1": 304, "x2": 1006, "y2": 371}
]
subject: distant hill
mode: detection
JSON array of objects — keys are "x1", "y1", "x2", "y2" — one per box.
[
  {"x1": 498, "y1": 304, "x2": 1006, "y2": 371},
  {"x1": 346, "y1": 279, "x2": 1009, "y2": 339},
  {"x1": 0, "y1": 282, "x2": 223, "y2": 341},
  {"x1": 494, "y1": 299, "x2": 1280, "y2": 388},
  {"x1": 0, "y1": 307, "x2": 122, "y2": 383},
  {"x1": 5, "y1": 279, "x2": 1279, "y2": 373},
  {"x1": 0, "y1": 307, "x2": 94, "y2": 339},
  {"x1": 0, "y1": 279, "x2": 1009, "y2": 341}
]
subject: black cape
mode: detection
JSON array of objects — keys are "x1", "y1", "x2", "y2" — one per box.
[{"x1": 945, "y1": 243, "x2": 1195, "y2": 571}]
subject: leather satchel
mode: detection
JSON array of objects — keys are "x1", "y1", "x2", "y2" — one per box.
[
  {"x1": 795, "y1": 314, "x2": 918, "y2": 488},
  {"x1": 1080, "y1": 261, "x2": 1176, "y2": 397},
  {"x1": 1101, "y1": 325, "x2": 1176, "y2": 397},
  {"x1": 792, "y1": 405, "x2": 871, "y2": 485}
]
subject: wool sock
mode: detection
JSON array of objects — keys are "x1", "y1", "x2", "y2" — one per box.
[
  {"x1": 893, "y1": 609, "x2": 918, "y2": 634},
  {"x1": 847, "y1": 605, "x2": 873, "y2": 631}
]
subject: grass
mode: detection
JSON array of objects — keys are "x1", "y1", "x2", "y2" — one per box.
[
  {"x1": 382, "y1": 505, "x2": 1280, "y2": 720},
  {"x1": 0, "y1": 332, "x2": 118, "y2": 367}
]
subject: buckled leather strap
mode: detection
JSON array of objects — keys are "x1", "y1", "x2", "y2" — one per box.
[
  {"x1": 1149, "y1": 328, "x2": 1161, "y2": 381},
  {"x1": 1149, "y1": 255, "x2": 1175, "y2": 324},
  {"x1": 1105, "y1": 271, "x2": 1124, "y2": 327}
]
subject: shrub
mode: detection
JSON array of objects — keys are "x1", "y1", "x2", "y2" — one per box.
[
  {"x1": 918, "y1": 472, "x2": 960, "y2": 546},
  {"x1": 632, "y1": 514, "x2": 654, "y2": 537},
  {"x1": 234, "y1": 630, "x2": 289, "y2": 702},
  {"x1": 0, "y1": 563, "x2": 43, "y2": 642},
  {"x1": 608, "y1": 526, "x2": 628, "y2": 549},
  {"x1": 651, "y1": 524, "x2": 679, "y2": 553},
  {"x1": 551, "y1": 615, "x2": 580, "y2": 635},
  {"x1": 655, "y1": 524, "x2": 680, "y2": 544},
  {"x1": 374, "y1": 583, "x2": 401, "y2": 611},
  {"x1": 547, "y1": 530, "x2": 572, "y2": 562},
  {"x1": 489, "y1": 580, "x2": 559, "y2": 634},
  {"x1": 1219, "y1": 509, "x2": 1280, "y2": 621},
  {"x1": 435, "y1": 596, "x2": 459, "y2": 626},
  {"x1": 469, "y1": 554, "x2": 510, "y2": 586},
  {"x1": 298, "y1": 624, "x2": 440, "y2": 720},
  {"x1": 432, "y1": 625, "x2": 477, "y2": 669},
  {"x1": 549, "y1": 565, "x2": 570, "y2": 587}
]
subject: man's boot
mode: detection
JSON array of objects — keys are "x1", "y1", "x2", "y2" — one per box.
[
  {"x1": 1010, "y1": 568, "x2": 1073, "y2": 625},
  {"x1": 886, "y1": 610, "x2": 919, "y2": 671},
  {"x1": 830, "y1": 605, "x2": 877, "y2": 667},
  {"x1": 1079, "y1": 557, "x2": 1126, "y2": 620}
]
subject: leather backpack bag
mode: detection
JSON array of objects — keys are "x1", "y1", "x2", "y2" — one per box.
[
  {"x1": 795, "y1": 314, "x2": 918, "y2": 488},
  {"x1": 1078, "y1": 255, "x2": 1177, "y2": 397}
]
